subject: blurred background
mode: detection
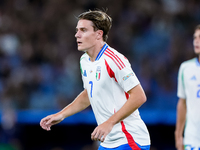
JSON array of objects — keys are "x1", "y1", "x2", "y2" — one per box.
[{"x1": 0, "y1": 0, "x2": 199, "y2": 149}]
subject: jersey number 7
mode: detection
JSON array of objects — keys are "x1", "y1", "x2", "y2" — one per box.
[{"x1": 89, "y1": 81, "x2": 93, "y2": 98}]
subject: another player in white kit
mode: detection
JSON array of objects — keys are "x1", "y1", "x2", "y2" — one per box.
[
  {"x1": 175, "y1": 25, "x2": 200, "y2": 150},
  {"x1": 40, "y1": 10, "x2": 150, "y2": 150}
]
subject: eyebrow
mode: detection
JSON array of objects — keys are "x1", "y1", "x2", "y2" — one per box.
[{"x1": 76, "y1": 27, "x2": 87, "y2": 31}]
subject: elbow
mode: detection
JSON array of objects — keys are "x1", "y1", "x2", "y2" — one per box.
[{"x1": 141, "y1": 94, "x2": 147, "y2": 105}]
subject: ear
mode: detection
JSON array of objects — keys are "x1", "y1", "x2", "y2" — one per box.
[{"x1": 96, "y1": 30, "x2": 103, "y2": 40}]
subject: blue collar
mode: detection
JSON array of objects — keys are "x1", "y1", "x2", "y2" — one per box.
[
  {"x1": 89, "y1": 43, "x2": 108, "y2": 61},
  {"x1": 95, "y1": 43, "x2": 108, "y2": 61}
]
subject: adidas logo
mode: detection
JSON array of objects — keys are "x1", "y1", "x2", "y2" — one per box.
[
  {"x1": 191, "y1": 75, "x2": 196, "y2": 80},
  {"x1": 83, "y1": 70, "x2": 87, "y2": 77}
]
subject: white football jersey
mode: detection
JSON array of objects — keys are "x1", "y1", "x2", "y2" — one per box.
[
  {"x1": 80, "y1": 43, "x2": 150, "y2": 148},
  {"x1": 177, "y1": 57, "x2": 200, "y2": 146}
]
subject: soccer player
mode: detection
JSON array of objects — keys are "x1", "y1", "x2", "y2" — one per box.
[
  {"x1": 175, "y1": 25, "x2": 200, "y2": 150},
  {"x1": 40, "y1": 10, "x2": 151, "y2": 150}
]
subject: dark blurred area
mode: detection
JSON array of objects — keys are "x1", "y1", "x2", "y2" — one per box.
[{"x1": 0, "y1": 0, "x2": 199, "y2": 149}]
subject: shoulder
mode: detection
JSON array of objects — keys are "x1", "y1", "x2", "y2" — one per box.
[
  {"x1": 80, "y1": 53, "x2": 89, "y2": 63},
  {"x1": 178, "y1": 58, "x2": 197, "y2": 76},
  {"x1": 104, "y1": 46, "x2": 129, "y2": 70},
  {"x1": 105, "y1": 46, "x2": 127, "y2": 60},
  {"x1": 180, "y1": 58, "x2": 196, "y2": 69}
]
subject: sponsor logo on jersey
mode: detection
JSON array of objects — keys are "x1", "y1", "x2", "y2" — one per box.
[
  {"x1": 123, "y1": 72, "x2": 134, "y2": 81},
  {"x1": 96, "y1": 66, "x2": 101, "y2": 81}
]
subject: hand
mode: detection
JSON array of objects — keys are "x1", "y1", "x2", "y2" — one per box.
[
  {"x1": 91, "y1": 121, "x2": 114, "y2": 142},
  {"x1": 40, "y1": 113, "x2": 64, "y2": 131},
  {"x1": 175, "y1": 136, "x2": 184, "y2": 150}
]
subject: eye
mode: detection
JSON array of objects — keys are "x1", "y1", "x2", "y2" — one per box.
[{"x1": 81, "y1": 28, "x2": 87, "y2": 32}]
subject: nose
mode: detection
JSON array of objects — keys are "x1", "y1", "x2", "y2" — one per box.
[{"x1": 75, "y1": 30, "x2": 80, "y2": 38}]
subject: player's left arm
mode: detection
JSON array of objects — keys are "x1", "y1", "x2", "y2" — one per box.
[{"x1": 91, "y1": 84, "x2": 146, "y2": 142}]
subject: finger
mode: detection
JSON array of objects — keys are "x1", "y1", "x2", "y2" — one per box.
[
  {"x1": 46, "y1": 117, "x2": 55, "y2": 127},
  {"x1": 91, "y1": 129, "x2": 98, "y2": 141},
  {"x1": 41, "y1": 123, "x2": 49, "y2": 131},
  {"x1": 41, "y1": 121, "x2": 48, "y2": 129},
  {"x1": 40, "y1": 117, "x2": 51, "y2": 130},
  {"x1": 96, "y1": 131, "x2": 104, "y2": 141},
  {"x1": 101, "y1": 134, "x2": 106, "y2": 142},
  {"x1": 96, "y1": 131, "x2": 102, "y2": 141},
  {"x1": 46, "y1": 125, "x2": 51, "y2": 131},
  {"x1": 40, "y1": 116, "x2": 50, "y2": 126},
  {"x1": 99, "y1": 131, "x2": 107, "y2": 142},
  {"x1": 40, "y1": 120, "x2": 47, "y2": 129},
  {"x1": 92, "y1": 132, "x2": 98, "y2": 141},
  {"x1": 91, "y1": 128, "x2": 96, "y2": 140},
  {"x1": 40, "y1": 119, "x2": 46, "y2": 127}
]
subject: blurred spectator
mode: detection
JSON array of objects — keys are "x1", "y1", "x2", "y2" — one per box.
[
  {"x1": 0, "y1": 99, "x2": 22, "y2": 150},
  {"x1": 0, "y1": 0, "x2": 199, "y2": 150},
  {"x1": 0, "y1": 0, "x2": 198, "y2": 112}
]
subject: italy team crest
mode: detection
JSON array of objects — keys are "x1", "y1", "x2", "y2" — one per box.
[{"x1": 96, "y1": 66, "x2": 101, "y2": 81}]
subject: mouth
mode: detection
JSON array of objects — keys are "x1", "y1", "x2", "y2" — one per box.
[{"x1": 77, "y1": 41, "x2": 82, "y2": 45}]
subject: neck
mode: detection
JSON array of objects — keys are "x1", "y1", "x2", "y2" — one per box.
[{"x1": 87, "y1": 41, "x2": 105, "y2": 62}]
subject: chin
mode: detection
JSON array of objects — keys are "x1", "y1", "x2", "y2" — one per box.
[
  {"x1": 194, "y1": 50, "x2": 200, "y2": 55},
  {"x1": 78, "y1": 48, "x2": 85, "y2": 52}
]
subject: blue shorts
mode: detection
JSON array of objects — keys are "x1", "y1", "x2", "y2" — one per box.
[{"x1": 98, "y1": 143, "x2": 150, "y2": 150}]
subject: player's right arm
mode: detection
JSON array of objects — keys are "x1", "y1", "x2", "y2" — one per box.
[
  {"x1": 175, "y1": 98, "x2": 186, "y2": 150},
  {"x1": 40, "y1": 89, "x2": 90, "y2": 131}
]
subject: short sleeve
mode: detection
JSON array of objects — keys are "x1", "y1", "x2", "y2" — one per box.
[
  {"x1": 80, "y1": 54, "x2": 87, "y2": 89},
  {"x1": 177, "y1": 63, "x2": 186, "y2": 99},
  {"x1": 114, "y1": 56, "x2": 140, "y2": 92}
]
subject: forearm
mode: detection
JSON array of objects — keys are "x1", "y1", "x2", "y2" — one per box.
[
  {"x1": 57, "y1": 89, "x2": 90, "y2": 119},
  {"x1": 107, "y1": 84, "x2": 146, "y2": 125},
  {"x1": 175, "y1": 98, "x2": 186, "y2": 139},
  {"x1": 91, "y1": 84, "x2": 147, "y2": 142}
]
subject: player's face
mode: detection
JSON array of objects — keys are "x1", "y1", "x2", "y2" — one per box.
[
  {"x1": 75, "y1": 19, "x2": 99, "y2": 52},
  {"x1": 193, "y1": 29, "x2": 200, "y2": 55}
]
